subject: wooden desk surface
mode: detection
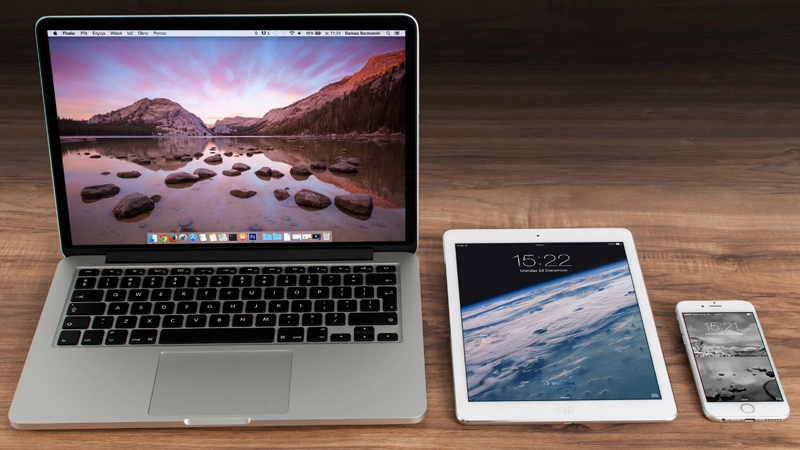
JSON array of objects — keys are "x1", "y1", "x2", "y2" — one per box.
[{"x1": 3, "y1": 1, "x2": 800, "y2": 448}]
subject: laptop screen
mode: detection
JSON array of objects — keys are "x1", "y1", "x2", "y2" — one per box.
[{"x1": 38, "y1": 17, "x2": 415, "y2": 250}]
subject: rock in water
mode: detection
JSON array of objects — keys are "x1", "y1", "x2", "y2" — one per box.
[
  {"x1": 89, "y1": 155, "x2": 101, "y2": 159},
  {"x1": 230, "y1": 189, "x2": 257, "y2": 199},
  {"x1": 274, "y1": 189, "x2": 290, "y2": 201},
  {"x1": 255, "y1": 167, "x2": 273, "y2": 177},
  {"x1": 222, "y1": 169, "x2": 241, "y2": 177},
  {"x1": 310, "y1": 161, "x2": 327, "y2": 170},
  {"x1": 204, "y1": 154, "x2": 223, "y2": 164},
  {"x1": 295, "y1": 189, "x2": 331, "y2": 209},
  {"x1": 290, "y1": 164, "x2": 312, "y2": 176},
  {"x1": 116, "y1": 171, "x2": 141, "y2": 178},
  {"x1": 193, "y1": 168, "x2": 217, "y2": 179},
  {"x1": 101, "y1": 172, "x2": 110, "y2": 175},
  {"x1": 223, "y1": 151, "x2": 233, "y2": 157},
  {"x1": 165, "y1": 172, "x2": 200, "y2": 184},
  {"x1": 334, "y1": 194, "x2": 373, "y2": 216},
  {"x1": 232, "y1": 162, "x2": 251, "y2": 171},
  {"x1": 329, "y1": 162, "x2": 358, "y2": 174},
  {"x1": 150, "y1": 195, "x2": 162, "y2": 202},
  {"x1": 194, "y1": 152, "x2": 204, "y2": 157},
  {"x1": 334, "y1": 156, "x2": 363, "y2": 166},
  {"x1": 112, "y1": 193, "x2": 154, "y2": 219},
  {"x1": 80, "y1": 184, "x2": 120, "y2": 200},
  {"x1": 271, "y1": 170, "x2": 285, "y2": 178}
]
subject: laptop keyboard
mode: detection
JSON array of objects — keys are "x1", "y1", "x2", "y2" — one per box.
[{"x1": 57, "y1": 264, "x2": 400, "y2": 346}]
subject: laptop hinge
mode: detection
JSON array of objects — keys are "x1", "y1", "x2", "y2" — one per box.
[{"x1": 105, "y1": 248, "x2": 373, "y2": 264}]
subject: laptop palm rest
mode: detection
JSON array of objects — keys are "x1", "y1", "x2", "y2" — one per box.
[{"x1": 149, "y1": 350, "x2": 292, "y2": 416}]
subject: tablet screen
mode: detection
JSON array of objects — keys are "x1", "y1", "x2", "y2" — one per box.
[{"x1": 455, "y1": 242, "x2": 662, "y2": 402}]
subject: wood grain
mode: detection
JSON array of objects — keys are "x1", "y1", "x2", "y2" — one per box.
[{"x1": 3, "y1": 1, "x2": 800, "y2": 448}]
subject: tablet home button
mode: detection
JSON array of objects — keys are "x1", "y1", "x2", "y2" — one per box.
[
  {"x1": 560, "y1": 407, "x2": 574, "y2": 415},
  {"x1": 740, "y1": 404, "x2": 755, "y2": 414}
]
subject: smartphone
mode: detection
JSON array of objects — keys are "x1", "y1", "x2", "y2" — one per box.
[{"x1": 675, "y1": 300, "x2": 789, "y2": 422}]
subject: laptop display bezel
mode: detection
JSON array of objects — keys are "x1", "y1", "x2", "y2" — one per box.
[{"x1": 35, "y1": 14, "x2": 419, "y2": 257}]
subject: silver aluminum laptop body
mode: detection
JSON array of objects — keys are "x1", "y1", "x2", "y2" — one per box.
[{"x1": 11, "y1": 14, "x2": 425, "y2": 429}]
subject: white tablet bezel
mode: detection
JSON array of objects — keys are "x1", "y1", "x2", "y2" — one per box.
[{"x1": 442, "y1": 228, "x2": 677, "y2": 423}]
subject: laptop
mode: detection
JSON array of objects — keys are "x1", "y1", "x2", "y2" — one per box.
[{"x1": 11, "y1": 14, "x2": 425, "y2": 429}]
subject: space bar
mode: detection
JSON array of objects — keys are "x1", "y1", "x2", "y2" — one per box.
[{"x1": 159, "y1": 328, "x2": 275, "y2": 344}]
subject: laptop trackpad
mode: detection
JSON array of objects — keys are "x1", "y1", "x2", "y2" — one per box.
[{"x1": 149, "y1": 350, "x2": 292, "y2": 416}]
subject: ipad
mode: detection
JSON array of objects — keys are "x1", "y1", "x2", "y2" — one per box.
[{"x1": 443, "y1": 228, "x2": 677, "y2": 423}]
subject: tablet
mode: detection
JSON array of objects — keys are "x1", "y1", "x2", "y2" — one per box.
[{"x1": 443, "y1": 228, "x2": 677, "y2": 423}]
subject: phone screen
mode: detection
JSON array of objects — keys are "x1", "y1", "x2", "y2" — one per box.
[{"x1": 682, "y1": 312, "x2": 783, "y2": 402}]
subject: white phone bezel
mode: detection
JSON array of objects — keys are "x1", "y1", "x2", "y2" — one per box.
[
  {"x1": 442, "y1": 228, "x2": 677, "y2": 424},
  {"x1": 675, "y1": 300, "x2": 790, "y2": 422}
]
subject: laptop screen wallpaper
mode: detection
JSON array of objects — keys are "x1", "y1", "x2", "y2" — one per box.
[{"x1": 48, "y1": 31, "x2": 407, "y2": 246}]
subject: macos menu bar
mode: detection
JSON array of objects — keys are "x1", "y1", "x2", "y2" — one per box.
[{"x1": 48, "y1": 30, "x2": 406, "y2": 38}]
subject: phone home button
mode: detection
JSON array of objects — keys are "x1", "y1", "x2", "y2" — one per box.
[
  {"x1": 741, "y1": 403, "x2": 755, "y2": 414},
  {"x1": 560, "y1": 407, "x2": 574, "y2": 415}
]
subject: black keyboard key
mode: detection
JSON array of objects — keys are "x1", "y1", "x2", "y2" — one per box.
[
  {"x1": 97, "y1": 277, "x2": 119, "y2": 289},
  {"x1": 255, "y1": 314, "x2": 276, "y2": 326},
  {"x1": 81, "y1": 330, "x2": 104, "y2": 345},
  {"x1": 232, "y1": 275, "x2": 252, "y2": 287},
  {"x1": 308, "y1": 266, "x2": 328, "y2": 273},
  {"x1": 366, "y1": 274, "x2": 397, "y2": 285},
  {"x1": 238, "y1": 267, "x2": 260, "y2": 274},
  {"x1": 307, "y1": 326, "x2": 328, "y2": 342},
  {"x1": 285, "y1": 266, "x2": 305, "y2": 274},
  {"x1": 105, "y1": 329, "x2": 128, "y2": 345},
  {"x1": 148, "y1": 268, "x2": 169, "y2": 275},
  {"x1": 209, "y1": 314, "x2": 230, "y2": 327},
  {"x1": 196, "y1": 288, "x2": 217, "y2": 300},
  {"x1": 269, "y1": 300, "x2": 289, "y2": 312},
  {"x1": 115, "y1": 316, "x2": 137, "y2": 328},
  {"x1": 107, "y1": 302, "x2": 129, "y2": 315},
  {"x1": 101, "y1": 268, "x2": 123, "y2": 276},
  {"x1": 354, "y1": 326, "x2": 375, "y2": 341},
  {"x1": 321, "y1": 275, "x2": 341, "y2": 286},
  {"x1": 287, "y1": 287, "x2": 307, "y2": 299},
  {"x1": 193, "y1": 267, "x2": 214, "y2": 275},
  {"x1": 75, "y1": 277, "x2": 96, "y2": 289},
  {"x1": 171, "y1": 268, "x2": 192, "y2": 275},
  {"x1": 299, "y1": 275, "x2": 318, "y2": 286},
  {"x1": 279, "y1": 313, "x2": 300, "y2": 326},
  {"x1": 330, "y1": 333, "x2": 351, "y2": 342},
  {"x1": 377, "y1": 287, "x2": 397, "y2": 311},
  {"x1": 174, "y1": 289, "x2": 195, "y2": 301},
  {"x1": 160, "y1": 328, "x2": 275, "y2": 344},
  {"x1": 360, "y1": 299, "x2": 381, "y2": 312},
  {"x1": 200, "y1": 301, "x2": 221, "y2": 313},
  {"x1": 233, "y1": 314, "x2": 254, "y2": 327},
  {"x1": 242, "y1": 288, "x2": 262, "y2": 300},
  {"x1": 177, "y1": 302, "x2": 198, "y2": 314},
  {"x1": 142, "y1": 276, "x2": 163, "y2": 288},
  {"x1": 325, "y1": 313, "x2": 346, "y2": 326},
  {"x1": 188, "y1": 276, "x2": 208, "y2": 287},
  {"x1": 223, "y1": 301, "x2": 244, "y2": 313},
  {"x1": 210, "y1": 275, "x2": 230, "y2": 287},
  {"x1": 331, "y1": 266, "x2": 351, "y2": 273},
  {"x1": 354, "y1": 266, "x2": 373, "y2": 273},
  {"x1": 71, "y1": 290, "x2": 104, "y2": 302},
  {"x1": 314, "y1": 299, "x2": 334, "y2": 312},
  {"x1": 62, "y1": 316, "x2": 90, "y2": 329},
  {"x1": 292, "y1": 300, "x2": 312, "y2": 312},
  {"x1": 219, "y1": 288, "x2": 240, "y2": 300},
  {"x1": 343, "y1": 274, "x2": 363, "y2": 285},
  {"x1": 337, "y1": 299, "x2": 357, "y2": 312},
  {"x1": 355, "y1": 287, "x2": 374, "y2": 298},
  {"x1": 162, "y1": 315, "x2": 184, "y2": 328},
  {"x1": 264, "y1": 288, "x2": 284, "y2": 299},
  {"x1": 309, "y1": 287, "x2": 329, "y2": 299},
  {"x1": 376, "y1": 266, "x2": 396, "y2": 273},
  {"x1": 378, "y1": 333, "x2": 399, "y2": 342},
  {"x1": 165, "y1": 276, "x2": 186, "y2": 288},
  {"x1": 153, "y1": 302, "x2": 175, "y2": 314},
  {"x1": 125, "y1": 268, "x2": 146, "y2": 276},
  {"x1": 129, "y1": 329, "x2": 158, "y2": 344},
  {"x1": 302, "y1": 313, "x2": 323, "y2": 326},
  {"x1": 254, "y1": 275, "x2": 274, "y2": 286},
  {"x1": 57, "y1": 330, "x2": 81, "y2": 345},
  {"x1": 245, "y1": 300, "x2": 267, "y2": 313},
  {"x1": 216, "y1": 267, "x2": 237, "y2": 275},
  {"x1": 349, "y1": 313, "x2": 399, "y2": 326},
  {"x1": 92, "y1": 316, "x2": 114, "y2": 329},
  {"x1": 277, "y1": 327, "x2": 304, "y2": 342},
  {"x1": 139, "y1": 316, "x2": 160, "y2": 328},
  {"x1": 130, "y1": 302, "x2": 152, "y2": 315},
  {"x1": 105, "y1": 290, "x2": 127, "y2": 302},
  {"x1": 332, "y1": 287, "x2": 352, "y2": 299},
  {"x1": 186, "y1": 315, "x2": 207, "y2": 327},
  {"x1": 277, "y1": 275, "x2": 297, "y2": 286},
  {"x1": 67, "y1": 303, "x2": 105, "y2": 315},
  {"x1": 262, "y1": 267, "x2": 282, "y2": 274},
  {"x1": 152, "y1": 289, "x2": 172, "y2": 301},
  {"x1": 128, "y1": 289, "x2": 150, "y2": 301},
  {"x1": 79, "y1": 269, "x2": 100, "y2": 276},
  {"x1": 120, "y1": 276, "x2": 141, "y2": 288}
]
